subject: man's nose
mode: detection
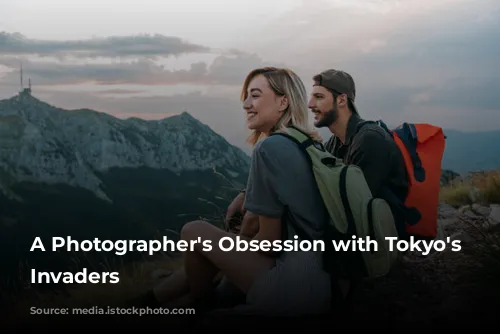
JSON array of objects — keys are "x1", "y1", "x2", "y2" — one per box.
[{"x1": 307, "y1": 98, "x2": 315, "y2": 109}]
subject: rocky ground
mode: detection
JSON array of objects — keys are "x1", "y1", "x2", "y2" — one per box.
[
  {"x1": 150, "y1": 202, "x2": 500, "y2": 330},
  {"x1": 347, "y1": 203, "x2": 500, "y2": 329}
]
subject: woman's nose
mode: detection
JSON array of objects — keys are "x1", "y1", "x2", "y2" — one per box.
[{"x1": 243, "y1": 97, "x2": 252, "y2": 109}]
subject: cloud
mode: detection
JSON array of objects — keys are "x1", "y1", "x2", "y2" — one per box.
[
  {"x1": 0, "y1": 52, "x2": 279, "y2": 87},
  {"x1": 267, "y1": 0, "x2": 500, "y2": 131},
  {"x1": 418, "y1": 78, "x2": 500, "y2": 111},
  {"x1": 247, "y1": 0, "x2": 500, "y2": 70},
  {"x1": 97, "y1": 88, "x2": 146, "y2": 95},
  {"x1": 207, "y1": 53, "x2": 287, "y2": 86},
  {"x1": 342, "y1": 2, "x2": 500, "y2": 118},
  {"x1": 0, "y1": 32, "x2": 212, "y2": 59}
]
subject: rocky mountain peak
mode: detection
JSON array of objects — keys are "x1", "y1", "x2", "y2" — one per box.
[{"x1": 0, "y1": 93, "x2": 250, "y2": 202}]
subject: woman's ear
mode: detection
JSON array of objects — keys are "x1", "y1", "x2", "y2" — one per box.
[{"x1": 279, "y1": 95, "x2": 289, "y2": 112}]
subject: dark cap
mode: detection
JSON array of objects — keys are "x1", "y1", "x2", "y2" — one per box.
[
  {"x1": 313, "y1": 69, "x2": 358, "y2": 113},
  {"x1": 314, "y1": 69, "x2": 356, "y2": 99}
]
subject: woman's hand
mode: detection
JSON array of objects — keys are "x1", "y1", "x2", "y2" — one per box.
[{"x1": 225, "y1": 191, "x2": 246, "y2": 231}]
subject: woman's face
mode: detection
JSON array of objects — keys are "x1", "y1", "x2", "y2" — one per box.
[{"x1": 243, "y1": 74, "x2": 285, "y2": 135}]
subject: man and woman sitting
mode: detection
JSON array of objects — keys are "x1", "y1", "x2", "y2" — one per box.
[{"x1": 129, "y1": 67, "x2": 409, "y2": 320}]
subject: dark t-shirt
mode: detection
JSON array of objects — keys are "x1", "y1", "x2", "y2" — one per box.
[{"x1": 324, "y1": 114, "x2": 409, "y2": 202}]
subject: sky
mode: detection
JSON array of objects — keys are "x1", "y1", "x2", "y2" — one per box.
[{"x1": 0, "y1": 0, "x2": 499, "y2": 153}]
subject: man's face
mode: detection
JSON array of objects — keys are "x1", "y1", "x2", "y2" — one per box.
[{"x1": 308, "y1": 85, "x2": 337, "y2": 128}]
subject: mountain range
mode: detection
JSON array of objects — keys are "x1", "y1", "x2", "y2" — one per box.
[
  {"x1": 0, "y1": 91, "x2": 250, "y2": 293},
  {"x1": 440, "y1": 129, "x2": 500, "y2": 174}
]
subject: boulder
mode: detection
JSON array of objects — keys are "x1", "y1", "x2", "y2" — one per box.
[
  {"x1": 438, "y1": 203, "x2": 458, "y2": 218},
  {"x1": 471, "y1": 203, "x2": 492, "y2": 217},
  {"x1": 469, "y1": 187, "x2": 480, "y2": 203},
  {"x1": 457, "y1": 204, "x2": 491, "y2": 219},
  {"x1": 488, "y1": 204, "x2": 500, "y2": 228}
]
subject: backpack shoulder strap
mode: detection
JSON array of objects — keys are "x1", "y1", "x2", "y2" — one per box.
[
  {"x1": 270, "y1": 126, "x2": 310, "y2": 147},
  {"x1": 356, "y1": 119, "x2": 393, "y2": 137},
  {"x1": 271, "y1": 127, "x2": 337, "y2": 166},
  {"x1": 393, "y1": 123, "x2": 425, "y2": 182}
]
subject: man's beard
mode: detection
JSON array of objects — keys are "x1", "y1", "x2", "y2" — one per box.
[{"x1": 315, "y1": 106, "x2": 338, "y2": 128}]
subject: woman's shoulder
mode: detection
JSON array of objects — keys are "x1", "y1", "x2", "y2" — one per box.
[
  {"x1": 254, "y1": 134, "x2": 300, "y2": 157},
  {"x1": 251, "y1": 134, "x2": 314, "y2": 172}
]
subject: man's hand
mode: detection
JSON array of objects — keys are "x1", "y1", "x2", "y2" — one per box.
[{"x1": 225, "y1": 191, "x2": 246, "y2": 231}]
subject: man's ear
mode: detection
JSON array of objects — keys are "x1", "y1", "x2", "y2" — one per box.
[{"x1": 337, "y1": 93, "x2": 348, "y2": 108}]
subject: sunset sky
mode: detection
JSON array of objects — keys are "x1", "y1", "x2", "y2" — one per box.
[{"x1": 1, "y1": 0, "x2": 499, "y2": 153}]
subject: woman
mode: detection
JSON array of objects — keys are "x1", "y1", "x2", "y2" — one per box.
[{"x1": 134, "y1": 67, "x2": 332, "y2": 316}]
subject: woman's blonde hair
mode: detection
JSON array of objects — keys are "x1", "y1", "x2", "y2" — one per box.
[{"x1": 241, "y1": 67, "x2": 323, "y2": 147}]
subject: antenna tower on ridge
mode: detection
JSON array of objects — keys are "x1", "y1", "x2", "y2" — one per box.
[{"x1": 19, "y1": 61, "x2": 32, "y2": 96}]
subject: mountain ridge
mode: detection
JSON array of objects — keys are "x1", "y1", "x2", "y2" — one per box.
[
  {"x1": 0, "y1": 91, "x2": 252, "y2": 292},
  {"x1": 2, "y1": 92, "x2": 498, "y2": 181},
  {"x1": 0, "y1": 91, "x2": 251, "y2": 203}
]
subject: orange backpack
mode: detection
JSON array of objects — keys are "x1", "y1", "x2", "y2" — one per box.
[
  {"x1": 393, "y1": 123, "x2": 446, "y2": 238},
  {"x1": 361, "y1": 121, "x2": 446, "y2": 239}
]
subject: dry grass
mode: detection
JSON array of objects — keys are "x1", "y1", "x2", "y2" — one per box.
[
  {"x1": 439, "y1": 184, "x2": 473, "y2": 207},
  {"x1": 481, "y1": 172, "x2": 500, "y2": 204},
  {"x1": 440, "y1": 169, "x2": 500, "y2": 207}
]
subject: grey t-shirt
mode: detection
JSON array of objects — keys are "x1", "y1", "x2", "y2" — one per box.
[{"x1": 243, "y1": 134, "x2": 329, "y2": 243}]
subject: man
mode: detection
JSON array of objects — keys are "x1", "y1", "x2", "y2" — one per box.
[
  {"x1": 308, "y1": 69, "x2": 409, "y2": 207},
  {"x1": 307, "y1": 69, "x2": 411, "y2": 309}
]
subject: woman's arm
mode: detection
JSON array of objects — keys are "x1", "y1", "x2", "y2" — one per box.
[
  {"x1": 239, "y1": 211, "x2": 259, "y2": 238},
  {"x1": 243, "y1": 137, "x2": 288, "y2": 246},
  {"x1": 252, "y1": 215, "x2": 281, "y2": 242}
]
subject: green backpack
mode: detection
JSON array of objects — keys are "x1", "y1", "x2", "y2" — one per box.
[{"x1": 272, "y1": 126, "x2": 401, "y2": 280}]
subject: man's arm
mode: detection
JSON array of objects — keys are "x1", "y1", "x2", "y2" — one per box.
[{"x1": 348, "y1": 129, "x2": 392, "y2": 197}]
